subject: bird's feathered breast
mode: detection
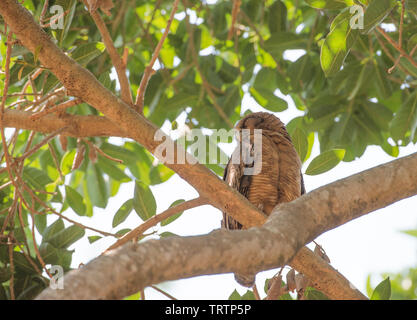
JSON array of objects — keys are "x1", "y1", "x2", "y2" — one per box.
[{"x1": 222, "y1": 112, "x2": 304, "y2": 230}]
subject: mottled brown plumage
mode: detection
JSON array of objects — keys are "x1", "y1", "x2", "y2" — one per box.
[{"x1": 222, "y1": 112, "x2": 305, "y2": 287}]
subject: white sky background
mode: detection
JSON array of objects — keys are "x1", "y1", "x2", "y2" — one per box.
[{"x1": 64, "y1": 78, "x2": 417, "y2": 299}]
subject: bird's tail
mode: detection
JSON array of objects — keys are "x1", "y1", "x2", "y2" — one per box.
[{"x1": 235, "y1": 273, "x2": 255, "y2": 287}]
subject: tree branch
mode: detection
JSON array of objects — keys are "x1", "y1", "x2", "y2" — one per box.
[
  {"x1": 35, "y1": 152, "x2": 417, "y2": 299},
  {"x1": 2, "y1": 109, "x2": 128, "y2": 138},
  {"x1": 84, "y1": 1, "x2": 133, "y2": 105},
  {"x1": 135, "y1": 0, "x2": 180, "y2": 113},
  {"x1": 105, "y1": 197, "x2": 208, "y2": 252}
]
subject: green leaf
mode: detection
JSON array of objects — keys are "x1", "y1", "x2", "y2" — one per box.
[
  {"x1": 362, "y1": 101, "x2": 393, "y2": 131},
  {"x1": 22, "y1": 167, "x2": 53, "y2": 190},
  {"x1": 268, "y1": 0, "x2": 287, "y2": 34},
  {"x1": 304, "y1": 287, "x2": 330, "y2": 300},
  {"x1": 264, "y1": 32, "x2": 307, "y2": 57},
  {"x1": 288, "y1": 54, "x2": 314, "y2": 93},
  {"x1": 254, "y1": 68, "x2": 278, "y2": 92},
  {"x1": 11, "y1": 251, "x2": 40, "y2": 274},
  {"x1": 305, "y1": 149, "x2": 346, "y2": 175},
  {"x1": 116, "y1": 228, "x2": 131, "y2": 236},
  {"x1": 112, "y1": 199, "x2": 134, "y2": 228},
  {"x1": 47, "y1": 225, "x2": 85, "y2": 249},
  {"x1": 390, "y1": 91, "x2": 417, "y2": 141},
  {"x1": 161, "y1": 199, "x2": 185, "y2": 226},
  {"x1": 370, "y1": 277, "x2": 391, "y2": 300},
  {"x1": 97, "y1": 157, "x2": 130, "y2": 182},
  {"x1": 249, "y1": 87, "x2": 288, "y2": 112},
  {"x1": 86, "y1": 163, "x2": 108, "y2": 208},
  {"x1": 42, "y1": 219, "x2": 65, "y2": 242},
  {"x1": 70, "y1": 42, "x2": 106, "y2": 66},
  {"x1": 407, "y1": 33, "x2": 417, "y2": 52},
  {"x1": 54, "y1": 0, "x2": 77, "y2": 46},
  {"x1": 241, "y1": 290, "x2": 256, "y2": 300},
  {"x1": 373, "y1": 58, "x2": 392, "y2": 100},
  {"x1": 65, "y1": 185, "x2": 86, "y2": 216},
  {"x1": 60, "y1": 149, "x2": 76, "y2": 176},
  {"x1": 291, "y1": 128, "x2": 309, "y2": 163},
  {"x1": 320, "y1": 10, "x2": 359, "y2": 76},
  {"x1": 401, "y1": 229, "x2": 417, "y2": 238},
  {"x1": 88, "y1": 236, "x2": 102, "y2": 244},
  {"x1": 124, "y1": 290, "x2": 142, "y2": 300},
  {"x1": 228, "y1": 289, "x2": 242, "y2": 300},
  {"x1": 406, "y1": 0, "x2": 417, "y2": 17},
  {"x1": 34, "y1": 213, "x2": 47, "y2": 234},
  {"x1": 133, "y1": 180, "x2": 156, "y2": 221},
  {"x1": 39, "y1": 242, "x2": 73, "y2": 269},
  {"x1": 305, "y1": 0, "x2": 354, "y2": 9},
  {"x1": 362, "y1": 0, "x2": 397, "y2": 34},
  {"x1": 159, "y1": 231, "x2": 178, "y2": 238},
  {"x1": 366, "y1": 275, "x2": 373, "y2": 297}
]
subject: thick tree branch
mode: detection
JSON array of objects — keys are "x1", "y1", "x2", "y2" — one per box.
[
  {"x1": 84, "y1": 1, "x2": 133, "y2": 105},
  {"x1": 0, "y1": 0, "x2": 380, "y2": 300},
  {"x1": 2, "y1": 109, "x2": 128, "y2": 138},
  {"x1": 35, "y1": 152, "x2": 417, "y2": 299}
]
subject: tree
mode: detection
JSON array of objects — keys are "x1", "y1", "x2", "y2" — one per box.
[{"x1": 0, "y1": 0, "x2": 416, "y2": 300}]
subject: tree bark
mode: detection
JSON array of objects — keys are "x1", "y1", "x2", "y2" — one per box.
[
  {"x1": 2, "y1": 109, "x2": 128, "y2": 138},
  {"x1": 35, "y1": 152, "x2": 417, "y2": 299}
]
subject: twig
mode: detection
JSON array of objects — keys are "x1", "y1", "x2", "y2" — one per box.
[
  {"x1": 25, "y1": 87, "x2": 66, "y2": 112},
  {"x1": 143, "y1": 0, "x2": 163, "y2": 40},
  {"x1": 0, "y1": 29, "x2": 13, "y2": 116},
  {"x1": 82, "y1": 139, "x2": 123, "y2": 163},
  {"x1": 375, "y1": 32, "x2": 409, "y2": 75},
  {"x1": 169, "y1": 64, "x2": 193, "y2": 86},
  {"x1": 6, "y1": 93, "x2": 44, "y2": 97},
  {"x1": 84, "y1": 1, "x2": 133, "y2": 105},
  {"x1": 29, "y1": 210, "x2": 52, "y2": 278},
  {"x1": 30, "y1": 98, "x2": 82, "y2": 120},
  {"x1": 239, "y1": 10, "x2": 264, "y2": 46},
  {"x1": 40, "y1": 10, "x2": 70, "y2": 29},
  {"x1": 227, "y1": 0, "x2": 241, "y2": 40},
  {"x1": 104, "y1": 197, "x2": 207, "y2": 252},
  {"x1": 135, "y1": 0, "x2": 180, "y2": 114},
  {"x1": 17, "y1": 200, "x2": 40, "y2": 274},
  {"x1": 0, "y1": 181, "x2": 13, "y2": 191},
  {"x1": 252, "y1": 283, "x2": 261, "y2": 300},
  {"x1": 399, "y1": 0, "x2": 405, "y2": 49},
  {"x1": 376, "y1": 27, "x2": 417, "y2": 69},
  {"x1": 16, "y1": 127, "x2": 67, "y2": 162},
  {"x1": 387, "y1": 0, "x2": 406, "y2": 74},
  {"x1": 39, "y1": 0, "x2": 49, "y2": 26},
  {"x1": 150, "y1": 285, "x2": 177, "y2": 300},
  {"x1": 8, "y1": 236, "x2": 15, "y2": 300},
  {"x1": 48, "y1": 142, "x2": 64, "y2": 182},
  {"x1": 20, "y1": 183, "x2": 118, "y2": 238}
]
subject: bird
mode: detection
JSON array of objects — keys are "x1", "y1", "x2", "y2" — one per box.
[{"x1": 222, "y1": 111, "x2": 305, "y2": 287}]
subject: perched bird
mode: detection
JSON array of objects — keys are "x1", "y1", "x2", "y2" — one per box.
[{"x1": 222, "y1": 112, "x2": 305, "y2": 287}]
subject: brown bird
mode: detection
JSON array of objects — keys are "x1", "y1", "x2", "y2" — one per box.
[{"x1": 222, "y1": 112, "x2": 305, "y2": 287}]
